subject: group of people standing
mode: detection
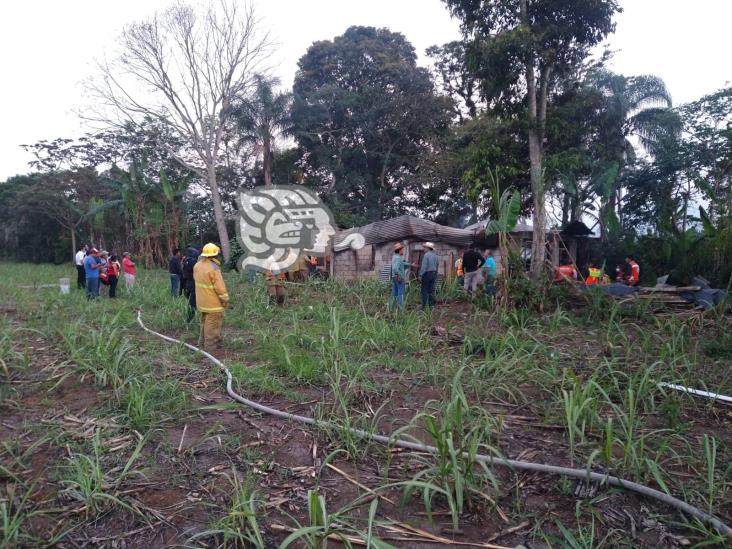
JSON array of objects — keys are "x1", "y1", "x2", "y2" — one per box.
[
  {"x1": 556, "y1": 255, "x2": 641, "y2": 287},
  {"x1": 74, "y1": 245, "x2": 136, "y2": 299},
  {"x1": 389, "y1": 243, "x2": 497, "y2": 311},
  {"x1": 457, "y1": 246, "x2": 497, "y2": 296},
  {"x1": 168, "y1": 247, "x2": 201, "y2": 323}
]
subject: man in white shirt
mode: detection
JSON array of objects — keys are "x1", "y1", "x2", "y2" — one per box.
[{"x1": 75, "y1": 245, "x2": 88, "y2": 290}]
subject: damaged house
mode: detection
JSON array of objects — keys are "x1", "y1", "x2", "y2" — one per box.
[
  {"x1": 330, "y1": 215, "x2": 474, "y2": 281},
  {"x1": 328, "y1": 215, "x2": 598, "y2": 282}
]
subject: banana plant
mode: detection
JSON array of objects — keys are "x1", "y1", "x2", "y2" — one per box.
[{"x1": 483, "y1": 168, "x2": 521, "y2": 305}]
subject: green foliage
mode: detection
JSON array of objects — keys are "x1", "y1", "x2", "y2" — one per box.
[
  {"x1": 59, "y1": 430, "x2": 146, "y2": 519},
  {"x1": 399, "y1": 367, "x2": 499, "y2": 530},
  {"x1": 703, "y1": 332, "x2": 732, "y2": 359},
  {"x1": 504, "y1": 274, "x2": 544, "y2": 311},
  {"x1": 280, "y1": 489, "x2": 393, "y2": 549},
  {"x1": 484, "y1": 183, "x2": 521, "y2": 235},
  {"x1": 192, "y1": 472, "x2": 266, "y2": 548},
  {"x1": 118, "y1": 377, "x2": 188, "y2": 432},
  {"x1": 293, "y1": 26, "x2": 452, "y2": 222}
]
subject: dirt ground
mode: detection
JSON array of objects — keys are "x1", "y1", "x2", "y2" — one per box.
[{"x1": 1, "y1": 279, "x2": 732, "y2": 548}]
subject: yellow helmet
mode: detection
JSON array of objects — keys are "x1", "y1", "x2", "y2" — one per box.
[{"x1": 201, "y1": 243, "x2": 221, "y2": 257}]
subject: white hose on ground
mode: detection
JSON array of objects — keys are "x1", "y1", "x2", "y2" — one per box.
[
  {"x1": 137, "y1": 311, "x2": 732, "y2": 540},
  {"x1": 658, "y1": 382, "x2": 732, "y2": 404}
]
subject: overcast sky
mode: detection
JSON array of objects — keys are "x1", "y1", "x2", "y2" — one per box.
[{"x1": 0, "y1": 0, "x2": 730, "y2": 180}]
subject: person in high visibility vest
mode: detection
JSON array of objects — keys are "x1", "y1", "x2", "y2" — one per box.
[
  {"x1": 624, "y1": 256, "x2": 640, "y2": 286},
  {"x1": 585, "y1": 263, "x2": 602, "y2": 285},
  {"x1": 454, "y1": 251, "x2": 464, "y2": 286},
  {"x1": 555, "y1": 263, "x2": 578, "y2": 282},
  {"x1": 194, "y1": 243, "x2": 230, "y2": 351}
]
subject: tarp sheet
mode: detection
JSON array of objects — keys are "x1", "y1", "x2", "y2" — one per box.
[
  {"x1": 596, "y1": 283, "x2": 639, "y2": 297},
  {"x1": 680, "y1": 289, "x2": 729, "y2": 310}
]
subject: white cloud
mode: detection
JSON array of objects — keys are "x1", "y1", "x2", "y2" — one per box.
[{"x1": 0, "y1": 0, "x2": 729, "y2": 179}]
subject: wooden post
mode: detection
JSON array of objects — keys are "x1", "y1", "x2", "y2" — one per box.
[{"x1": 551, "y1": 231, "x2": 559, "y2": 267}]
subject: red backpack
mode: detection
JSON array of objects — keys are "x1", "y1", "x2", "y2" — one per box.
[{"x1": 100, "y1": 263, "x2": 110, "y2": 285}]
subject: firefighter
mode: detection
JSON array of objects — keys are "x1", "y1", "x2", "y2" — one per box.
[{"x1": 193, "y1": 243, "x2": 230, "y2": 351}]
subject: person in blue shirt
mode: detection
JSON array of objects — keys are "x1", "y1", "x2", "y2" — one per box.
[
  {"x1": 482, "y1": 249, "x2": 497, "y2": 296},
  {"x1": 389, "y1": 243, "x2": 416, "y2": 310},
  {"x1": 418, "y1": 242, "x2": 439, "y2": 309},
  {"x1": 83, "y1": 248, "x2": 104, "y2": 300}
]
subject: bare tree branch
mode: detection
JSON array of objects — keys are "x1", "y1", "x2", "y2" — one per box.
[{"x1": 83, "y1": 0, "x2": 273, "y2": 260}]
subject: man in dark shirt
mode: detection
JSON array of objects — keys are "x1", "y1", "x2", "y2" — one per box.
[
  {"x1": 462, "y1": 246, "x2": 485, "y2": 295},
  {"x1": 181, "y1": 247, "x2": 200, "y2": 322},
  {"x1": 169, "y1": 248, "x2": 183, "y2": 297}
]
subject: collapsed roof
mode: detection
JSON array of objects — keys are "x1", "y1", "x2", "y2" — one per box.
[
  {"x1": 333, "y1": 215, "x2": 475, "y2": 249},
  {"x1": 331, "y1": 215, "x2": 596, "y2": 252}
]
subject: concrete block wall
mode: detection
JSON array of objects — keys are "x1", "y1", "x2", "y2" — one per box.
[{"x1": 333, "y1": 240, "x2": 469, "y2": 280}]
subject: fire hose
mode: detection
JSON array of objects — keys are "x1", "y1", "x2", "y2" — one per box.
[{"x1": 137, "y1": 311, "x2": 732, "y2": 540}]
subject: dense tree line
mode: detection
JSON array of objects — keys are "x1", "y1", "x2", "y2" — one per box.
[{"x1": 0, "y1": 0, "x2": 730, "y2": 285}]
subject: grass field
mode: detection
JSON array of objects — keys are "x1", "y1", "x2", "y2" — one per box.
[{"x1": 1, "y1": 262, "x2": 731, "y2": 547}]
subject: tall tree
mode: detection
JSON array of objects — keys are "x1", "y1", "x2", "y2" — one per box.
[
  {"x1": 14, "y1": 169, "x2": 100, "y2": 259},
  {"x1": 87, "y1": 0, "x2": 271, "y2": 261},
  {"x1": 444, "y1": 0, "x2": 620, "y2": 279},
  {"x1": 587, "y1": 69, "x2": 676, "y2": 234},
  {"x1": 233, "y1": 75, "x2": 292, "y2": 187},
  {"x1": 426, "y1": 41, "x2": 482, "y2": 121},
  {"x1": 292, "y1": 26, "x2": 452, "y2": 223},
  {"x1": 678, "y1": 87, "x2": 732, "y2": 220}
]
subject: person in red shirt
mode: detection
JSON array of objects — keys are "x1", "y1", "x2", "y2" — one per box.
[
  {"x1": 122, "y1": 252, "x2": 137, "y2": 291},
  {"x1": 107, "y1": 255, "x2": 121, "y2": 298},
  {"x1": 554, "y1": 263, "x2": 578, "y2": 282},
  {"x1": 624, "y1": 256, "x2": 640, "y2": 286}
]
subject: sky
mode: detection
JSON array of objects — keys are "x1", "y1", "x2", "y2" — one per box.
[{"x1": 0, "y1": 0, "x2": 730, "y2": 181}]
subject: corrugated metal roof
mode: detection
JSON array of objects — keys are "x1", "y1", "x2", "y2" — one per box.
[
  {"x1": 333, "y1": 215, "x2": 475, "y2": 248},
  {"x1": 464, "y1": 219, "x2": 534, "y2": 233}
]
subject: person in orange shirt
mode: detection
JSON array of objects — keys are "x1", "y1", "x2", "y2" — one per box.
[
  {"x1": 585, "y1": 263, "x2": 602, "y2": 285},
  {"x1": 624, "y1": 256, "x2": 640, "y2": 286}
]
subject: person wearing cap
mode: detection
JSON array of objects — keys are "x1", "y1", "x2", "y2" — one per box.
[
  {"x1": 194, "y1": 243, "x2": 231, "y2": 350},
  {"x1": 418, "y1": 242, "x2": 438, "y2": 309},
  {"x1": 122, "y1": 252, "x2": 137, "y2": 291},
  {"x1": 389, "y1": 242, "x2": 416, "y2": 310},
  {"x1": 83, "y1": 248, "x2": 104, "y2": 299}
]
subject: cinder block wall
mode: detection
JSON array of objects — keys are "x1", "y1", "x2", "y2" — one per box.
[{"x1": 333, "y1": 240, "x2": 474, "y2": 280}]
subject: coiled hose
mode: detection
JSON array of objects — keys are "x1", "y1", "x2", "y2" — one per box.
[{"x1": 137, "y1": 311, "x2": 732, "y2": 540}]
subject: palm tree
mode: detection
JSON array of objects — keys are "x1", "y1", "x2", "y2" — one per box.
[
  {"x1": 588, "y1": 69, "x2": 679, "y2": 236},
  {"x1": 234, "y1": 75, "x2": 292, "y2": 186}
]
